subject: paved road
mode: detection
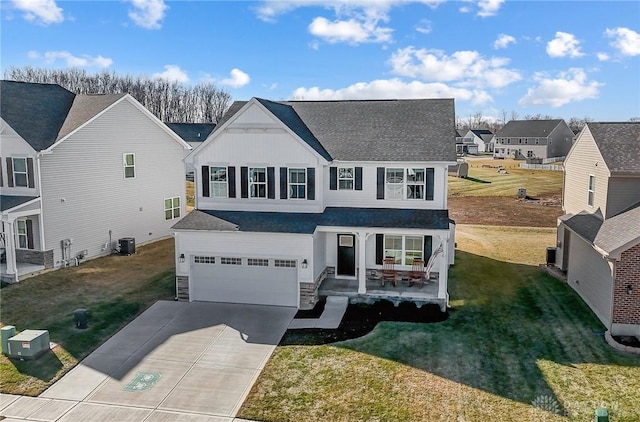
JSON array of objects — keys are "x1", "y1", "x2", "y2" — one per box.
[{"x1": 0, "y1": 301, "x2": 296, "y2": 421}]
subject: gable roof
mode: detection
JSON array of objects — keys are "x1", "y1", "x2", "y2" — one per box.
[
  {"x1": 586, "y1": 122, "x2": 640, "y2": 174},
  {"x1": 166, "y1": 123, "x2": 216, "y2": 143},
  {"x1": 497, "y1": 119, "x2": 565, "y2": 138},
  {"x1": 470, "y1": 129, "x2": 493, "y2": 137},
  {"x1": 0, "y1": 80, "x2": 75, "y2": 151},
  {"x1": 215, "y1": 98, "x2": 457, "y2": 162}
]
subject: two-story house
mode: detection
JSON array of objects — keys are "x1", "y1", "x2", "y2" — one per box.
[
  {"x1": 0, "y1": 80, "x2": 190, "y2": 283},
  {"x1": 555, "y1": 122, "x2": 640, "y2": 337},
  {"x1": 461, "y1": 129, "x2": 494, "y2": 153},
  {"x1": 172, "y1": 98, "x2": 457, "y2": 311},
  {"x1": 493, "y1": 119, "x2": 574, "y2": 160}
]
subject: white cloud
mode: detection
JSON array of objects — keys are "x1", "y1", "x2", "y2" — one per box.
[
  {"x1": 291, "y1": 78, "x2": 492, "y2": 105},
  {"x1": 519, "y1": 68, "x2": 602, "y2": 107},
  {"x1": 388, "y1": 47, "x2": 521, "y2": 88},
  {"x1": 220, "y1": 68, "x2": 251, "y2": 88},
  {"x1": 597, "y1": 52, "x2": 610, "y2": 62},
  {"x1": 28, "y1": 50, "x2": 112, "y2": 68},
  {"x1": 458, "y1": 6, "x2": 471, "y2": 13},
  {"x1": 153, "y1": 65, "x2": 189, "y2": 83},
  {"x1": 605, "y1": 27, "x2": 640, "y2": 56},
  {"x1": 546, "y1": 31, "x2": 584, "y2": 58},
  {"x1": 415, "y1": 19, "x2": 432, "y2": 34},
  {"x1": 477, "y1": 0, "x2": 504, "y2": 17},
  {"x1": 309, "y1": 16, "x2": 392, "y2": 44},
  {"x1": 12, "y1": 0, "x2": 63, "y2": 25},
  {"x1": 128, "y1": 0, "x2": 167, "y2": 30},
  {"x1": 494, "y1": 34, "x2": 515, "y2": 49}
]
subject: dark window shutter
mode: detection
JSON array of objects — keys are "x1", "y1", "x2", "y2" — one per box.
[
  {"x1": 424, "y1": 235, "x2": 433, "y2": 261},
  {"x1": 307, "y1": 168, "x2": 315, "y2": 200},
  {"x1": 26, "y1": 219, "x2": 34, "y2": 250},
  {"x1": 376, "y1": 167, "x2": 385, "y2": 200},
  {"x1": 27, "y1": 158, "x2": 35, "y2": 188},
  {"x1": 355, "y1": 167, "x2": 363, "y2": 190},
  {"x1": 201, "y1": 166, "x2": 210, "y2": 197},
  {"x1": 228, "y1": 167, "x2": 236, "y2": 198},
  {"x1": 329, "y1": 167, "x2": 337, "y2": 190},
  {"x1": 240, "y1": 167, "x2": 248, "y2": 198},
  {"x1": 375, "y1": 234, "x2": 384, "y2": 265},
  {"x1": 425, "y1": 168, "x2": 435, "y2": 200},
  {"x1": 6, "y1": 158, "x2": 14, "y2": 187},
  {"x1": 280, "y1": 167, "x2": 288, "y2": 199},
  {"x1": 267, "y1": 167, "x2": 275, "y2": 199}
]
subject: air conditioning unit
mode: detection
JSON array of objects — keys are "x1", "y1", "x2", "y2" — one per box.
[
  {"x1": 119, "y1": 237, "x2": 135, "y2": 255},
  {"x1": 6, "y1": 329, "x2": 50, "y2": 360}
]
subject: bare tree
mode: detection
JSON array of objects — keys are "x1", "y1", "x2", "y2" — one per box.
[{"x1": 3, "y1": 66, "x2": 231, "y2": 123}]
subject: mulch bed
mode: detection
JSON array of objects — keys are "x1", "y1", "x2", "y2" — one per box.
[{"x1": 282, "y1": 299, "x2": 447, "y2": 346}]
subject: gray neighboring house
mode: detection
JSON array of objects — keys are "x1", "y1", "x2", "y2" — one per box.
[
  {"x1": 461, "y1": 129, "x2": 494, "y2": 153},
  {"x1": 493, "y1": 119, "x2": 574, "y2": 160},
  {"x1": 556, "y1": 122, "x2": 640, "y2": 337},
  {"x1": 0, "y1": 80, "x2": 190, "y2": 282},
  {"x1": 166, "y1": 122, "x2": 216, "y2": 180}
]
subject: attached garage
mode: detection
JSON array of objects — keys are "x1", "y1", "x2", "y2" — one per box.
[{"x1": 189, "y1": 256, "x2": 299, "y2": 307}]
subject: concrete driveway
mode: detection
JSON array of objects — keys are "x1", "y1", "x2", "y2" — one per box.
[{"x1": 0, "y1": 301, "x2": 296, "y2": 421}]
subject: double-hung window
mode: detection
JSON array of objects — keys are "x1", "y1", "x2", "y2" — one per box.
[
  {"x1": 210, "y1": 166, "x2": 228, "y2": 198},
  {"x1": 16, "y1": 220, "x2": 28, "y2": 249},
  {"x1": 406, "y1": 168, "x2": 425, "y2": 199},
  {"x1": 289, "y1": 168, "x2": 306, "y2": 199},
  {"x1": 123, "y1": 153, "x2": 135, "y2": 178},
  {"x1": 338, "y1": 167, "x2": 354, "y2": 190},
  {"x1": 164, "y1": 197, "x2": 180, "y2": 220},
  {"x1": 384, "y1": 235, "x2": 423, "y2": 265},
  {"x1": 385, "y1": 168, "x2": 404, "y2": 200},
  {"x1": 12, "y1": 158, "x2": 28, "y2": 187},
  {"x1": 588, "y1": 175, "x2": 595, "y2": 207},
  {"x1": 249, "y1": 167, "x2": 267, "y2": 198}
]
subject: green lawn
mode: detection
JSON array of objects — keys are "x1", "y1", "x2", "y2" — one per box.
[
  {"x1": 0, "y1": 238, "x2": 176, "y2": 396},
  {"x1": 239, "y1": 226, "x2": 640, "y2": 422},
  {"x1": 449, "y1": 158, "x2": 563, "y2": 197}
]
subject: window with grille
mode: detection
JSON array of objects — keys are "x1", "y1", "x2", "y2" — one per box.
[
  {"x1": 274, "y1": 259, "x2": 296, "y2": 268},
  {"x1": 194, "y1": 256, "x2": 215, "y2": 264},
  {"x1": 221, "y1": 257, "x2": 242, "y2": 265},
  {"x1": 248, "y1": 258, "x2": 269, "y2": 266}
]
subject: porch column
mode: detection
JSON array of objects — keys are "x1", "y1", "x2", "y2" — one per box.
[
  {"x1": 2, "y1": 219, "x2": 18, "y2": 282},
  {"x1": 438, "y1": 236, "x2": 448, "y2": 299},
  {"x1": 356, "y1": 231, "x2": 368, "y2": 294}
]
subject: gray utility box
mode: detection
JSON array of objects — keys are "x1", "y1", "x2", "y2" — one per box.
[
  {"x1": 1, "y1": 325, "x2": 16, "y2": 354},
  {"x1": 6, "y1": 329, "x2": 50, "y2": 360}
]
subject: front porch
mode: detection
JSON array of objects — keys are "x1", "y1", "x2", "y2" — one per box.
[
  {"x1": 0, "y1": 261, "x2": 46, "y2": 283},
  {"x1": 319, "y1": 272, "x2": 446, "y2": 311}
]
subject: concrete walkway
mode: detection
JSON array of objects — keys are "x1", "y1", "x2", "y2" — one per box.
[
  {"x1": 0, "y1": 301, "x2": 296, "y2": 422},
  {"x1": 288, "y1": 296, "x2": 349, "y2": 329}
]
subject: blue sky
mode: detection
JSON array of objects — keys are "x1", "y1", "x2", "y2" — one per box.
[{"x1": 2, "y1": 0, "x2": 639, "y2": 122}]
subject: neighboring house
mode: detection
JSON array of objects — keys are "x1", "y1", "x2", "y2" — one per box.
[
  {"x1": 461, "y1": 129, "x2": 494, "y2": 153},
  {"x1": 455, "y1": 129, "x2": 478, "y2": 155},
  {"x1": 166, "y1": 122, "x2": 216, "y2": 180},
  {"x1": 555, "y1": 122, "x2": 640, "y2": 337},
  {"x1": 0, "y1": 80, "x2": 190, "y2": 283},
  {"x1": 493, "y1": 119, "x2": 574, "y2": 160},
  {"x1": 172, "y1": 98, "x2": 457, "y2": 311}
]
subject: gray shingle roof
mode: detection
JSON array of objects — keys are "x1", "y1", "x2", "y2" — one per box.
[
  {"x1": 216, "y1": 98, "x2": 457, "y2": 162},
  {"x1": 173, "y1": 207, "x2": 451, "y2": 233},
  {"x1": 0, "y1": 80, "x2": 75, "y2": 151},
  {"x1": 0, "y1": 195, "x2": 38, "y2": 212},
  {"x1": 166, "y1": 123, "x2": 216, "y2": 143},
  {"x1": 562, "y1": 202, "x2": 640, "y2": 255},
  {"x1": 497, "y1": 119, "x2": 564, "y2": 138},
  {"x1": 587, "y1": 122, "x2": 640, "y2": 174},
  {"x1": 1, "y1": 80, "x2": 124, "y2": 151}
]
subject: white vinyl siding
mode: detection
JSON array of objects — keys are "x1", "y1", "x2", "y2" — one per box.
[{"x1": 123, "y1": 153, "x2": 135, "y2": 178}]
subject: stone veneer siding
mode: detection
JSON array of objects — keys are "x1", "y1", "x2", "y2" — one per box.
[
  {"x1": 176, "y1": 276, "x2": 189, "y2": 301},
  {"x1": 612, "y1": 243, "x2": 640, "y2": 325},
  {"x1": 15, "y1": 249, "x2": 54, "y2": 268},
  {"x1": 299, "y1": 267, "x2": 330, "y2": 310}
]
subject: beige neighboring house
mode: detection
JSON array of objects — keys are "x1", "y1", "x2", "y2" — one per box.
[{"x1": 555, "y1": 122, "x2": 640, "y2": 336}]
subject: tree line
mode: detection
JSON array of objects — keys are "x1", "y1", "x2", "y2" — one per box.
[
  {"x1": 456, "y1": 110, "x2": 599, "y2": 133},
  {"x1": 3, "y1": 66, "x2": 231, "y2": 124}
]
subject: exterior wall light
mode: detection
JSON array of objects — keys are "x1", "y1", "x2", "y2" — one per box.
[
  {"x1": 627, "y1": 284, "x2": 633, "y2": 295},
  {"x1": 301, "y1": 259, "x2": 308, "y2": 269},
  {"x1": 179, "y1": 253, "x2": 185, "y2": 263}
]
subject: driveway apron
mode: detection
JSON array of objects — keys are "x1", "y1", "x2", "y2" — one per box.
[{"x1": 1, "y1": 301, "x2": 296, "y2": 422}]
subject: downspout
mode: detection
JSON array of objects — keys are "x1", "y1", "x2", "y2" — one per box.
[{"x1": 36, "y1": 154, "x2": 46, "y2": 251}]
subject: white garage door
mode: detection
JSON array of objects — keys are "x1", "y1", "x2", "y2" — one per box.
[{"x1": 190, "y1": 256, "x2": 299, "y2": 307}]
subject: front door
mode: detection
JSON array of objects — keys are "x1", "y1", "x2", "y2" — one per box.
[{"x1": 337, "y1": 234, "x2": 356, "y2": 277}]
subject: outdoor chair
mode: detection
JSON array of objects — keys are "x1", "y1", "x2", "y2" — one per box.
[
  {"x1": 408, "y1": 258, "x2": 426, "y2": 287},
  {"x1": 381, "y1": 257, "x2": 399, "y2": 287}
]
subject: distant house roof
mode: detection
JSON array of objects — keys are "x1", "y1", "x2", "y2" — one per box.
[
  {"x1": 562, "y1": 202, "x2": 640, "y2": 255},
  {"x1": 173, "y1": 207, "x2": 452, "y2": 233},
  {"x1": 470, "y1": 129, "x2": 493, "y2": 137},
  {"x1": 166, "y1": 123, "x2": 216, "y2": 143},
  {"x1": 586, "y1": 122, "x2": 640, "y2": 174},
  {"x1": 496, "y1": 119, "x2": 565, "y2": 138},
  {"x1": 215, "y1": 98, "x2": 457, "y2": 162},
  {"x1": 0, "y1": 80, "x2": 123, "y2": 151},
  {"x1": 0, "y1": 195, "x2": 38, "y2": 212}
]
